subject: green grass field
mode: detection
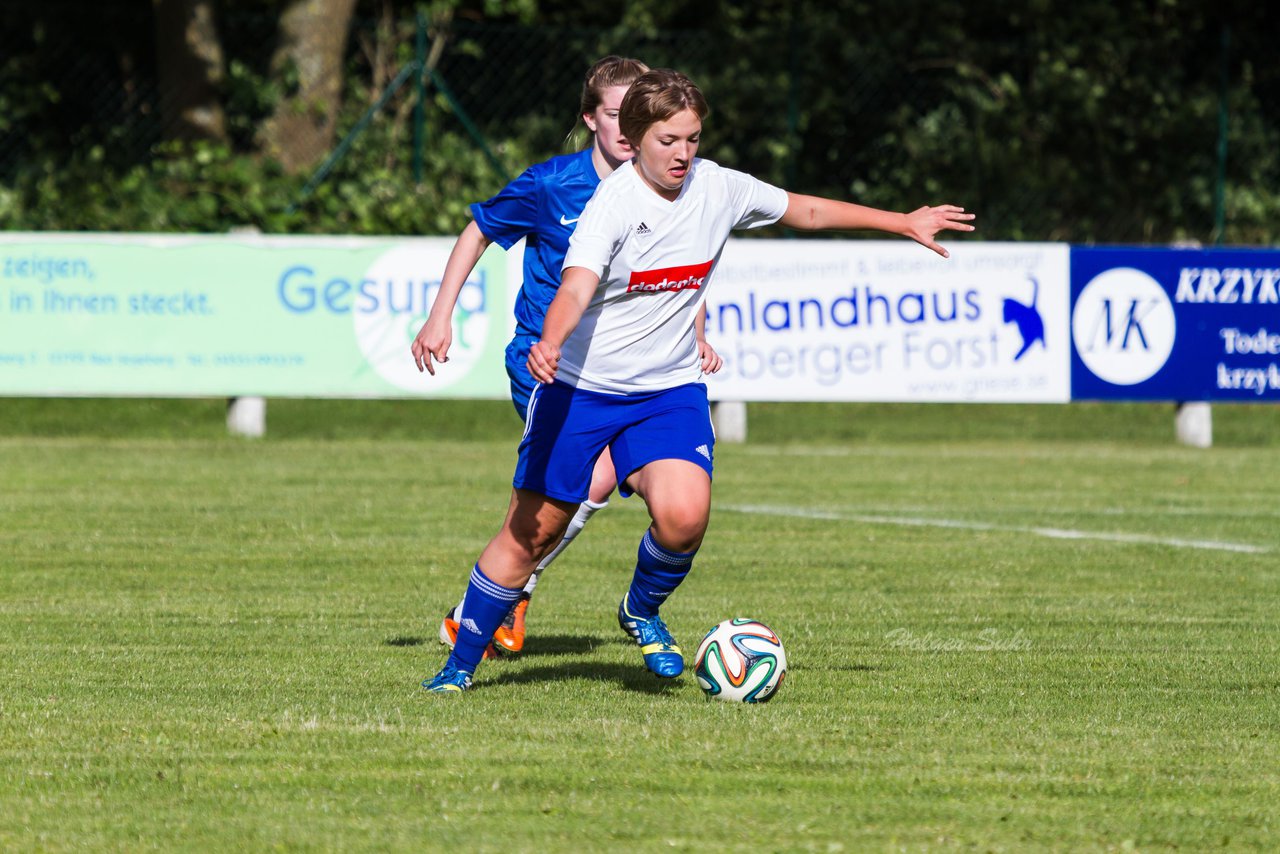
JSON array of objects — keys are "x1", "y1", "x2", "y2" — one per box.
[{"x1": 2, "y1": 399, "x2": 1277, "y2": 851}]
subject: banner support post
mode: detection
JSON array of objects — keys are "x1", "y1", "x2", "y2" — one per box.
[
  {"x1": 1175, "y1": 401, "x2": 1212, "y2": 448},
  {"x1": 712, "y1": 401, "x2": 747, "y2": 443},
  {"x1": 227, "y1": 396, "x2": 266, "y2": 438}
]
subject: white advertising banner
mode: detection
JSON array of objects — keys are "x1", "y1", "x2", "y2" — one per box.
[{"x1": 703, "y1": 240, "x2": 1071, "y2": 402}]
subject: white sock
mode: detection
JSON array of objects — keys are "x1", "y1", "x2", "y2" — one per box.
[{"x1": 527, "y1": 498, "x2": 608, "y2": 595}]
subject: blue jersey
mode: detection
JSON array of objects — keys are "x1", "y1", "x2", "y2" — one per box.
[{"x1": 470, "y1": 148, "x2": 600, "y2": 340}]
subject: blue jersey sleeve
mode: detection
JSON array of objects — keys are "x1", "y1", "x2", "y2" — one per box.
[
  {"x1": 468, "y1": 150, "x2": 599, "y2": 341},
  {"x1": 470, "y1": 168, "x2": 542, "y2": 250}
]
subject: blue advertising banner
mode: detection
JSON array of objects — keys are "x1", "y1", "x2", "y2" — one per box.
[{"x1": 1071, "y1": 246, "x2": 1280, "y2": 401}]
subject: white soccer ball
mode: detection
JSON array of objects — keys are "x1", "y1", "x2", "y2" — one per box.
[{"x1": 693, "y1": 618, "x2": 787, "y2": 703}]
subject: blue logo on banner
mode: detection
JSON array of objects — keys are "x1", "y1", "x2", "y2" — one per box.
[{"x1": 1003, "y1": 275, "x2": 1045, "y2": 361}]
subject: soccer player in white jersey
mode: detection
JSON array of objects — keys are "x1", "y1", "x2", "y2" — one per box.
[
  {"x1": 424, "y1": 68, "x2": 975, "y2": 693},
  {"x1": 411, "y1": 57, "x2": 725, "y2": 659}
]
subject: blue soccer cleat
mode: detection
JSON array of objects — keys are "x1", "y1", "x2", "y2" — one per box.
[
  {"x1": 618, "y1": 600, "x2": 684, "y2": 678},
  {"x1": 422, "y1": 662, "x2": 472, "y2": 694}
]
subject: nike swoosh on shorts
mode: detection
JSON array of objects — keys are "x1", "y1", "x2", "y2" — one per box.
[{"x1": 559, "y1": 215, "x2": 580, "y2": 226}]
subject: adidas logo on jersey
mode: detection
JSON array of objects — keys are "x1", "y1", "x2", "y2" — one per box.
[
  {"x1": 635, "y1": 221, "x2": 652, "y2": 236},
  {"x1": 695, "y1": 444, "x2": 711, "y2": 461}
]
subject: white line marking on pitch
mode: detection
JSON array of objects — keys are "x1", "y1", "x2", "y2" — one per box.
[{"x1": 719, "y1": 504, "x2": 1272, "y2": 554}]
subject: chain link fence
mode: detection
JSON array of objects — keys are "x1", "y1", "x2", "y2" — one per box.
[{"x1": 2, "y1": 3, "x2": 1276, "y2": 243}]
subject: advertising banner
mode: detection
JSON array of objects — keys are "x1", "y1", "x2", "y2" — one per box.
[
  {"x1": 0, "y1": 234, "x2": 513, "y2": 398},
  {"x1": 2, "y1": 234, "x2": 1082, "y2": 404},
  {"x1": 1071, "y1": 246, "x2": 1280, "y2": 401},
  {"x1": 703, "y1": 240, "x2": 1071, "y2": 402}
]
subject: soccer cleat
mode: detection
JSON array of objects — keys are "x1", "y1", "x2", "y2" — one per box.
[
  {"x1": 422, "y1": 662, "x2": 472, "y2": 694},
  {"x1": 438, "y1": 607, "x2": 496, "y2": 660},
  {"x1": 618, "y1": 599, "x2": 684, "y2": 678},
  {"x1": 492, "y1": 593, "x2": 530, "y2": 655}
]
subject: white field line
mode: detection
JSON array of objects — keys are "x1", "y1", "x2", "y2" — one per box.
[{"x1": 719, "y1": 503, "x2": 1273, "y2": 555}]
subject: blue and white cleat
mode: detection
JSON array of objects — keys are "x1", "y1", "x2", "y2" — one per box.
[
  {"x1": 618, "y1": 600, "x2": 684, "y2": 678},
  {"x1": 422, "y1": 662, "x2": 472, "y2": 694}
]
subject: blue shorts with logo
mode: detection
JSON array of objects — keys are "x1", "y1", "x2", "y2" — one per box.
[
  {"x1": 512, "y1": 380, "x2": 715, "y2": 504},
  {"x1": 505, "y1": 334, "x2": 540, "y2": 420}
]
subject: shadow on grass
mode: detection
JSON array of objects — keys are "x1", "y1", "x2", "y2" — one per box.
[
  {"x1": 517, "y1": 633, "x2": 606, "y2": 656},
  {"x1": 402, "y1": 631, "x2": 682, "y2": 694},
  {"x1": 483, "y1": 660, "x2": 681, "y2": 695},
  {"x1": 382, "y1": 633, "x2": 603, "y2": 654},
  {"x1": 384, "y1": 636, "x2": 427, "y2": 647}
]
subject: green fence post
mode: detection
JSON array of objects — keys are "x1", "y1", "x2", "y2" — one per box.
[
  {"x1": 413, "y1": 10, "x2": 427, "y2": 184},
  {"x1": 287, "y1": 59, "x2": 422, "y2": 214},
  {"x1": 429, "y1": 68, "x2": 511, "y2": 184},
  {"x1": 1213, "y1": 23, "x2": 1230, "y2": 246}
]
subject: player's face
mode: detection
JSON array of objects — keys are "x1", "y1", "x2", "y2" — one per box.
[
  {"x1": 634, "y1": 108, "x2": 701, "y2": 202},
  {"x1": 585, "y1": 84, "x2": 633, "y2": 171}
]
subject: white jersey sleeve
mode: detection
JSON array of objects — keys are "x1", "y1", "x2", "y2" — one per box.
[
  {"x1": 721, "y1": 167, "x2": 790, "y2": 230},
  {"x1": 563, "y1": 190, "x2": 626, "y2": 279}
]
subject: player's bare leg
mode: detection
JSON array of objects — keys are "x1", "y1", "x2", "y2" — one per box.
[
  {"x1": 436, "y1": 489, "x2": 573, "y2": 660},
  {"x1": 424, "y1": 490, "x2": 574, "y2": 692},
  {"x1": 493, "y1": 448, "x2": 617, "y2": 654}
]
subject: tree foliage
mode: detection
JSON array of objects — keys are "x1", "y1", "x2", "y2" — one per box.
[{"x1": 1, "y1": 0, "x2": 1277, "y2": 244}]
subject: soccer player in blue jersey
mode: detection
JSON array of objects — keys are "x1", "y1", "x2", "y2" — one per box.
[
  {"x1": 422, "y1": 68, "x2": 974, "y2": 694},
  {"x1": 411, "y1": 56, "x2": 723, "y2": 658}
]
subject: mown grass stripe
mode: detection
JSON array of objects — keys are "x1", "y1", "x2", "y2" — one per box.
[{"x1": 720, "y1": 503, "x2": 1273, "y2": 554}]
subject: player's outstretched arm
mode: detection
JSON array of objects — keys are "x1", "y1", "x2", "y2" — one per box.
[
  {"x1": 779, "y1": 193, "x2": 976, "y2": 258},
  {"x1": 528, "y1": 266, "x2": 600, "y2": 384},
  {"x1": 411, "y1": 220, "x2": 492, "y2": 375}
]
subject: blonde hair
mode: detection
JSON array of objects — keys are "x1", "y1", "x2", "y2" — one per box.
[
  {"x1": 564, "y1": 55, "x2": 650, "y2": 149},
  {"x1": 618, "y1": 69, "x2": 709, "y2": 147},
  {"x1": 579, "y1": 55, "x2": 650, "y2": 117}
]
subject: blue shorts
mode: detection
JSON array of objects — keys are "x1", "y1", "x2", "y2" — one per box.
[
  {"x1": 512, "y1": 381, "x2": 715, "y2": 504},
  {"x1": 505, "y1": 334, "x2": 540, "y2": 420}
]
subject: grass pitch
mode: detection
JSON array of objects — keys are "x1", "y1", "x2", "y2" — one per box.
[{"x1": 1, "y1": 399, "x2": 1277, "y2": 851}]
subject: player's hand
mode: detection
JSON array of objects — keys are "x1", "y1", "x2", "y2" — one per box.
[
  {"x1": 698, "y1": 339, "x2": 723, "y2": 375},
  {"x1": 527, "y1": 340, "x2": 561, "y2": 384},
  {"x1": 410, "y1": 315, "x2": 452, "y2": 376},
  {"x1": 904, "y1": 205, "x2": 976, "y2": 258}
]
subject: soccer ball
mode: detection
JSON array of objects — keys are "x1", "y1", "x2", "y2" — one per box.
[{"x1": 693, "y1": 618, "x2": 787, "y2": 703}]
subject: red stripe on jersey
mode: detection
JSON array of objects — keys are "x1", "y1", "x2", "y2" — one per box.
[{"x1": 626, "y1": 260, "x2": 714, "y2": 294}]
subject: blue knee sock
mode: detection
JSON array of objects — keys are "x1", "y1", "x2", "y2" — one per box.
[
  {"x1": 449, "y1": 564, "x2": 522, "y2": 673},
  {"x1": 624, "y1": 530, "x2": 697, "y2": 619}
]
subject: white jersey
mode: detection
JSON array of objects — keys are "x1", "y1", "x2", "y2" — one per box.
[{"x1": 560, "y1": 158, "x2": 788, "y2": 393}]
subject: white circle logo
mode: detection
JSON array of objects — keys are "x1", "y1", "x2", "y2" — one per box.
[
  {"x1": 1072, "y1": 267, "x2": 1176, "y2": 385},
  {"x1": 353, "y1": 245, "x2": 491, "y2": 392}
]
